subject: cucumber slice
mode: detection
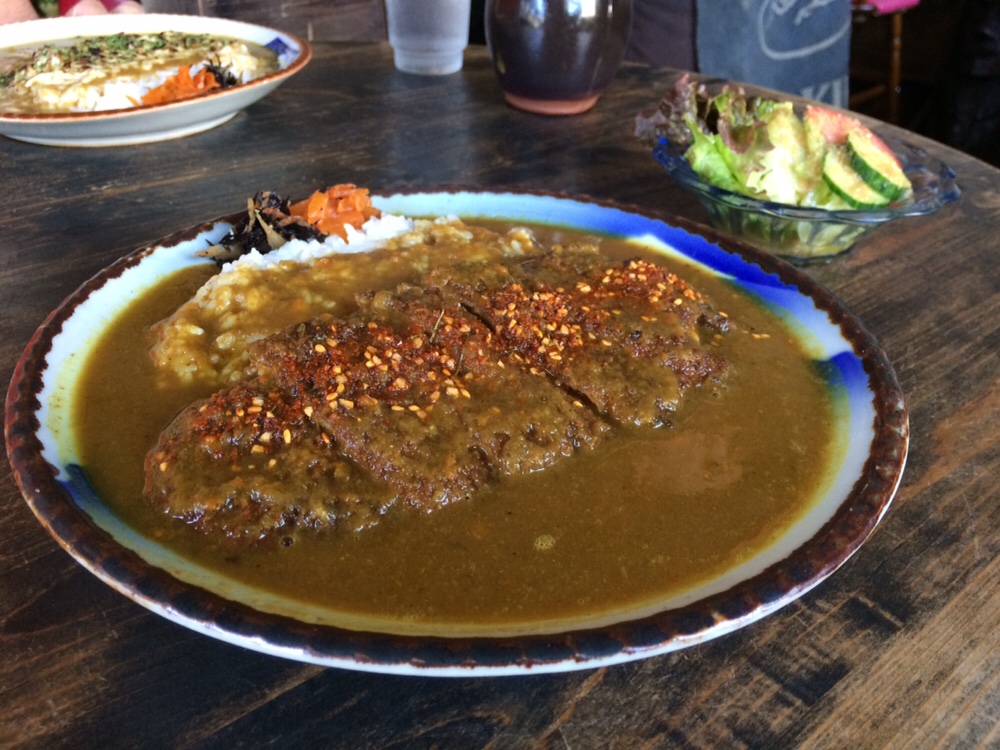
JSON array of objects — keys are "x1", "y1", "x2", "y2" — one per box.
[
  {"x1": 822, "y1": 147, "x2": 891, "y2": 209},
  {"x1": 847, "y1": 130, "x2": 912, "y2": 201}
]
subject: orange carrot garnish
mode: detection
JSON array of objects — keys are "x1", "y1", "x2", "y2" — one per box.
[
  {"x1": 288, "y1": 184, "x2": 382, "y2": 240},
  {"x1": 141, "y1": 66, "x2": 220, "y2": 106}
]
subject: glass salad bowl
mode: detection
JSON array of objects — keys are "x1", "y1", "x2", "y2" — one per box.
[{"x1": 653, "y1": 136, "x2": 961, "y2": 262}]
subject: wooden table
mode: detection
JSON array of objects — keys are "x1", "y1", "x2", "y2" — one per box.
[{"x1": 2, "y1": 43, "x2": 998, "y2": 749}]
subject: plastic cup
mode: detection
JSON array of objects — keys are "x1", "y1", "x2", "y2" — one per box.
[{"x1": 385, "y1": 0, "x2": 470, "y2": 75}]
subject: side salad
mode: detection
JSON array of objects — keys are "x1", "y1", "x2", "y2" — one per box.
[{"x1": 636, "y1": 75, "x2": 912, "y2": 210}]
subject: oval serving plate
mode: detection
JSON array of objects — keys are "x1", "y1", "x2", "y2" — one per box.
[
  {"x1": 5, "y1": 190, "x2": 908, "y2": 675},
  {"x1": 0, "y1": 14, "x2": 310, "y2": 147}
]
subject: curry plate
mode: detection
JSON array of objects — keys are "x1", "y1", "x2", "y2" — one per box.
[
  {"x1": 0, "y1": 13, "x2": 310, "y2": 147},
  {"x1": 5, "y1": 190, "x2": 908, "y2": 675}
]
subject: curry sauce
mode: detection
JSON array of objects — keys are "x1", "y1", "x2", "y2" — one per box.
[{"x1": 74, "y1": 226, "x2": 835, "y2": 633}]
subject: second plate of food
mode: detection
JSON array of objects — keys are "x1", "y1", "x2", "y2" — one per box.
[
  {"x1": 0, "y1": 13, "x2": 310, "y2": 146},
  {"x1": 5, "y1": 188, "x2": 908, "y2": 674}
]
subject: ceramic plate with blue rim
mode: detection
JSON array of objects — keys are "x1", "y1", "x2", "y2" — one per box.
[
  {"x1": 4, "y1": 190, "x2": 908, "y2": 675},
  {"x1": 0, "y1": 14, "x2": 310, "y2": 147}
]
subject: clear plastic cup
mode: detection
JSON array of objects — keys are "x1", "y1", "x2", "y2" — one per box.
[{"x1": 385, "y1": 0, "x2": 470, "y2": 75}]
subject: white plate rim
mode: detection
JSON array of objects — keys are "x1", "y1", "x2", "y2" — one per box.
[
  {"x1": 4, "y1": 188, "x2": 909, "y2": 675},
  {"x1": 0, "y1": 13, "x2": 311, "y2": 146}
]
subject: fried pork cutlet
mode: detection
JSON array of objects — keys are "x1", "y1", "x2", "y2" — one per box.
[
  {"x1": 249, "y1": 285, "x2": 611, "y2": 510},
  {"x1": 425, "y1": 244, "x2": 730, "y2": 427},
  {"x1": 145, "y1": 247, "x2": 730, "y2": 544},
  {"x1": 145, "y1": 380, "x2": 396, "y2": 543}
]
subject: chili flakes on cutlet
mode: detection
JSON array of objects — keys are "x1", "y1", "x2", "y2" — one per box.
[
  {"x1": 260, "y1": 312, "x2": 494, "y2": 416},
  {"x1": 150, "y1": 383, "x2": 312, "y2": 479}
]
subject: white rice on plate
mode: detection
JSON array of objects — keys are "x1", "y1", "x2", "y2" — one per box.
[
  {"x1": 150, "y1": 214, "x2": 537, "y2": 389},
  {"x1": 2, "y1": 33, "x2": 273, "y2": 114}
]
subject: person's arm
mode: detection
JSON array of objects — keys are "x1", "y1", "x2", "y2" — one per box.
[
  {"x1": 0, "y1": 0, "x2": 144, "y2": 23},
  {"x1": 0, "y1": 0, "x2": 41, "y2": 24},
  {"x1": 64, "y1": 0, "x2": 144, "y2": 15}
]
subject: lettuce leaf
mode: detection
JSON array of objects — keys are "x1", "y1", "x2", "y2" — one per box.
[
  {"x1": 684, "y1": 115, "x2": 743, "y2": 194},
  {"x1": 637, "y1": 75, "x2": 882, "y2": 209}
]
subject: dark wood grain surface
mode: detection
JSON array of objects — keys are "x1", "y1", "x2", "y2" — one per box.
[
  {"x1": 2, "y1": 43, "x2": 998, "y2": 750},
  {"x1": 142, "y1": 0, "x2": 388, "y2": 42}
]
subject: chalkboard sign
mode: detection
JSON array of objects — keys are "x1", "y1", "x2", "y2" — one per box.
[{"x1": 695, "y1": 0, "x2": 851, "y2": 107}]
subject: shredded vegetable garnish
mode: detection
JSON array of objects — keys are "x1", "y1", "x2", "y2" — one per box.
[
  {"x1": 289, "y1": 184, "x2": 382, "y2": 240},
  {"x1": 141, "y1": 65, "x2": 219, "y2": 105}
]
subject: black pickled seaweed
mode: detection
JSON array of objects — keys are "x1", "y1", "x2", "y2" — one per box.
[
  {"x1": 204, "y1": 62, "x2": 238, "y2": 89},
  {"x1": 200, "y1": 191, "x2": 324, "y2": 265}
]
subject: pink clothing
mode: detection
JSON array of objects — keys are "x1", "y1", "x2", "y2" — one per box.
[{"x1": 865, "y1": 0, "x2": 919, "y2": 14}]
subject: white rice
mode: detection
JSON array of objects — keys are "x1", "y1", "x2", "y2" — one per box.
[
  {"x1": 22, "y1": 42, "x2": 266, "y2": 113},
  {"x1": 221, "y1": 212, "x2": 417, "y2": 273},
  {"x1": 151, "y1": 213, "x2": 527, "y2": 388}
]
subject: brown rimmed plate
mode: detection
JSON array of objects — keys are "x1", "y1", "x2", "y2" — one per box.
[
  {"x1": 0, "y1": 14, "x2": 310, "y2": 147},
  {"x1": 5, "y1": 190, "x2": 908, "y2": 674}
]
